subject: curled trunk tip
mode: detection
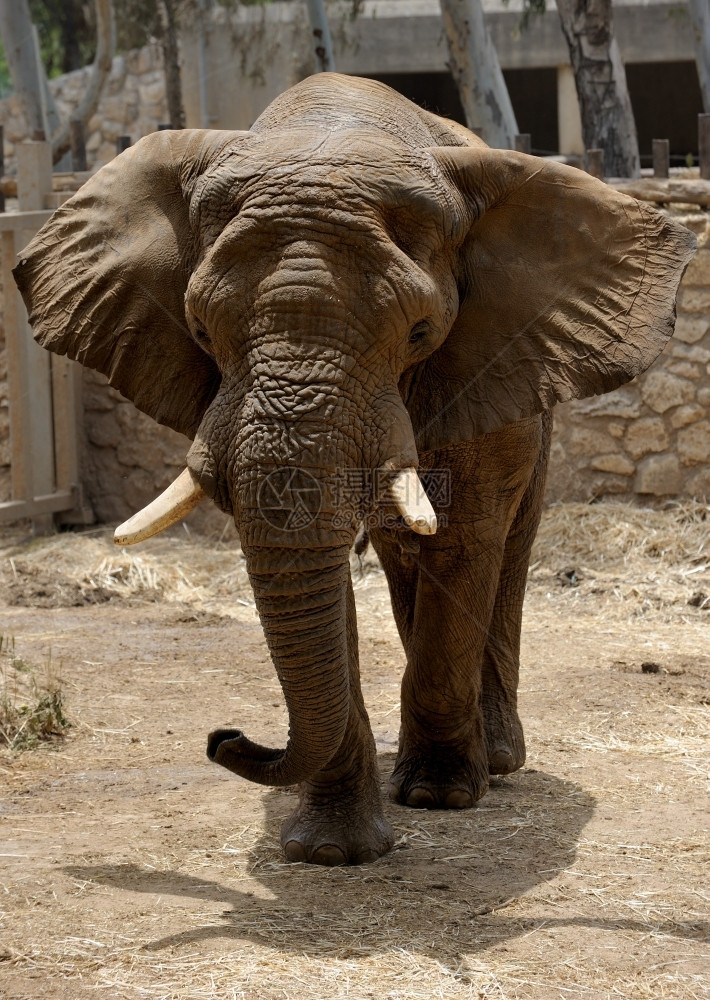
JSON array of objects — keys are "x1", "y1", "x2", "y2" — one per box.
[{"x1": 207, "y1": 719, "x2": 346, "y2": 787}]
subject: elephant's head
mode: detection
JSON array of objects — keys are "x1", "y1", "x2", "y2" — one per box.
[{"x1": 14, "y1": 75, "x2": 694, "y2": 790}]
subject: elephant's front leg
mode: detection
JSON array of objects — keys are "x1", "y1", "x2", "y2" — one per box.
[
  {"x1": 371, "y1": 423, "x2": 542, "y2": 808},
  {"x1": 280, "y1": 576, "x2": 394, "y2": 865},
  {"x1": 373, "y1": 520, "x2": 504, "y2": 807}
]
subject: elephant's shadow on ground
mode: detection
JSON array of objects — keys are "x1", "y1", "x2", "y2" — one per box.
[{"x1": 64, "y1": 756, "x2": 706, "y2": 964}]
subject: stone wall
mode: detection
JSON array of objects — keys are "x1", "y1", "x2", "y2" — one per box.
[
  {"x1": 0, "y1": 45, "x2": 168, "y2": 174},
  {"x1": 546, "y1": 210, "x2": 710, "y2": 503}
]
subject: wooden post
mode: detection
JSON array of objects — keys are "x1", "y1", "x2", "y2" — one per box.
[
  {"x1": 116, "y1": 135, "x2": 131, "y2": 154},
  {"x1": 514, "y1": 133, "x2": 531, "y2": 154},
  {"x1": 652, "y1": 139, "x2": 670, "y2": 179},
  {"x1": 51, "y1": 353, "x2": 82, "y2": 515},
  {"x1": 699, "y1": 114, "x2": 710, "y2": 181},
  {"x1": 16, "y1": 140, "x2": 52, "y2": 210},
  {"x1": 0, "y1": 125, "x2": 4, "y2": 213},
  {"x1": 13, "y1": 141, "x2": 56, "y2": 530},
  {"x1": 1, "y1": 230, "x2": 33, "y2": 502},
  {"x1": 69, "y1": 118, "x2": 87, "y2": 172},
  {"x1": 0, "y1": 211, "x2": 85, "y2": 527},
  {"x1": 586, "y1": 148, "x2": 605, "y2": 180}
]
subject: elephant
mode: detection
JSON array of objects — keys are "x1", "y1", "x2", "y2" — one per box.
[{"x1": 14, "y1": 73, "x2": 694, "y2": 866}]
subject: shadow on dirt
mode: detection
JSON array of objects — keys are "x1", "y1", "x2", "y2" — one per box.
[{"x1": 65, "y1": 760, "x2": 708, "y2": 966}]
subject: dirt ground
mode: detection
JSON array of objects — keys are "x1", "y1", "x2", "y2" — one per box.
[{"x1": 0, "y1": 503, "x2": 708, "y2": 1000}]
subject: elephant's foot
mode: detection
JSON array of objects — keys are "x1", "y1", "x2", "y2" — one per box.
[
  {"x1": 483, "y1": 705, "x2": 526, "y2": 776},
  {"x1": 388, "y1": 743, "x2": 489, "y2": 809},
  {"x1": 281, "y1": 787, "x2": 394, "y2": 866}
]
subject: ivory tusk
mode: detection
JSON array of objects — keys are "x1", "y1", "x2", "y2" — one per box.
[
  {"x1": 388, "y1": 467, "x2": 437, "y2": 535},
  {"x1": 114, "y1": 468, "x2": 207, "y2": 546}
]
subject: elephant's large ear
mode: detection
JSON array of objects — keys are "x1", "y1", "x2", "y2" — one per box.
[
  {"x1": 407, "y1": 147, "x2": 696, "y2": 451},
  {"x1": 13, "y1": 129, "x2": 244, "y2": 438}
]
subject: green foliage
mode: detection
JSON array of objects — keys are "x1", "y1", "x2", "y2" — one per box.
[
  {"x1": 29, "y1": 0, "x2": 164, "y2": 69},
  {"x1": 29, "y1": 0, "x2": 96, "y2": 76},
  {"x1": 0, "y1": 42, "x2": 11, "y2": 98},
  {"x1": 115, "y1": 0, "x2": 160, "y2": 54},
  {"x1": 0, "y1": 636, "x2": 70, "y2": 752},
  {"x1": 503, "y1": 0, "x2": 547, "y2": 32}
]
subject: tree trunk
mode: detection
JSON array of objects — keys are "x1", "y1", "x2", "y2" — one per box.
[
  {"x1": 157, "y1": 0, "x2": 186, "y2": 128},
  {"x1": 0, "y1": 0, "x2": 45, "y2": 139},
  {"x1": 51, "y1": 0, "x2": 115, "y2": 165},
  {"x1": 304, "y1": 0, "x2": 336, "y2": 73},
  {"x1": 439, "y1": 0, "x2": 518, "y2": 148},
  {"x1": 688, "y1": 0, "x2": 710, "y2": 113},
  {"x1": 556, "y1": 0, "x2": 640, "y2": 178},
  {"x1": 56, "y1": 0, "x2": 85, "y2": 74}
]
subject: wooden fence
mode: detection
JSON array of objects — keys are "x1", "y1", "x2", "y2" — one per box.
[
  {"x1": 0, "y1": 134, "x2": 91, "y2": 528},
  {"x1": 589, "y1": 113, "x2": 710, "y2": 206}
]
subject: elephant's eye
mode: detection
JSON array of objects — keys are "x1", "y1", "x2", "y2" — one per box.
[
  {"x1": 409, "y1": 322, "x2": 429, "y2": 345},
  {"x1": 191, "y1": 322, "x2": 214, "y2": 357}
]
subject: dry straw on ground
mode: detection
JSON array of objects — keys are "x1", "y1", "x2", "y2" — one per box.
[
  {"x1": 0, "y1": 499, "x2": 708, "y2": 615},
  {"x1": 529, "y1": 499, "x2": 710, "y2": 617},
  {"x1": 534, "y1": 499, "x2": 710, "y2": 571}
]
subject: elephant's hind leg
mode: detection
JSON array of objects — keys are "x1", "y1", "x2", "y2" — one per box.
[
  {"x1": 280, "y1": 576, "x2": 394, "y2": 865},
  {"x1": 482, "y1": 412, "x2": 551, "y2": 775}
]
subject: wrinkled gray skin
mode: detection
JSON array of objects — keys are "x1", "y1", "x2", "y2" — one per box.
[{"x1": 15, "y1": 75, "x2": 695, "y2": 866}]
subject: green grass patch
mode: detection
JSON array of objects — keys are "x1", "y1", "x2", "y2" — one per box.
[{"x1": 0, "y1": 636, "x2": 70, "y2": 751}]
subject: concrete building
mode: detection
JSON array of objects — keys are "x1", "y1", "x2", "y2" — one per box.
[{"x1": 180, "y1": 0, "x2": 704, "y2": 166}]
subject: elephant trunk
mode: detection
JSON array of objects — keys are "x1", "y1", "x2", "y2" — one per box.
[
  {"x1": 208, "y1": 530, "x2": 352, "y2": 786},
  {"x1": 201, "y1": 371, "x2": 423, "y2": 788}
]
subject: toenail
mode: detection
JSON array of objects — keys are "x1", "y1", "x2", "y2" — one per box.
[
  {"x1": 489, "y1": 747, "x2": 515, "y2": 775},
  {"x1": 283, "y1": 840, "x2": 308, "y2": 863},
  {"x1": 311, "y1": 844, "x2": 347, "y2": 866},
  {"x1": 406, "y1": 786, "x2": 436, "y2": 808},
  {"x1": 445, "y1": 788, "x2": 473, "y2": 809}
]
